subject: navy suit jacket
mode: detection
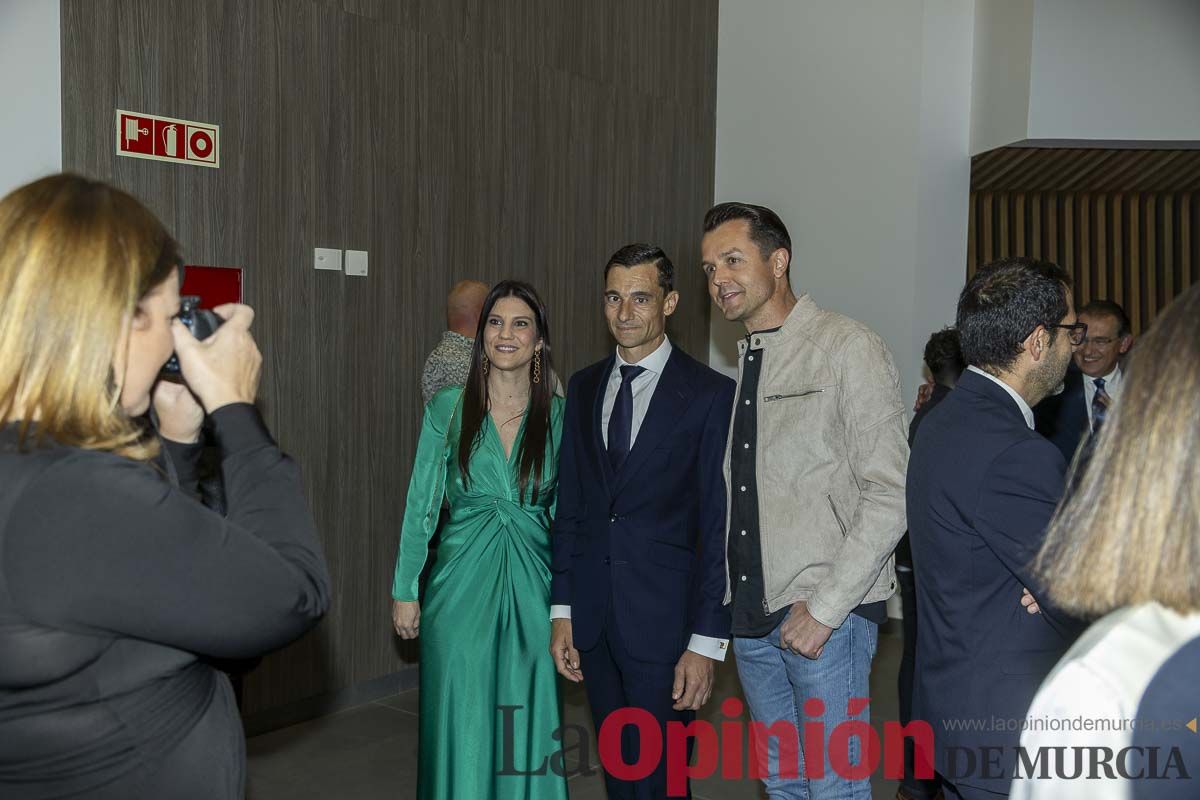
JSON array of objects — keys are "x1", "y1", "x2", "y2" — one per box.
[
  {"x1": 1033, "y1": 365, "x2": 1089, "y2": 463},
  {"x1": 907, "y1": 369, "x2": 1082, "y2": 791},
  {"x1": 550, "y1": 346, "x2": 735, "y2": 664},
  {"x1": 1134, "y1": 635, "x2": 1200, "y2": 799}
]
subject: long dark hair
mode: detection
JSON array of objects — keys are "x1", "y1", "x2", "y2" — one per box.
[{"x1": 457, "y1": 281, "x2": 555, "y2": 504}]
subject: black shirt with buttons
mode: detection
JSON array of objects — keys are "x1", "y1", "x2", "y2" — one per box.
[{"x1": 728, "y1": 329, "x2": 887, "y2": 638}]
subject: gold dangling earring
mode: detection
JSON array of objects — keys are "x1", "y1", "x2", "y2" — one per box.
[
  {"x1": 532, "y1": 349, "x2": 542, "y2": 384},
  {"x1": 482, "y1": 355, "x2": 489, "y2": 376}
]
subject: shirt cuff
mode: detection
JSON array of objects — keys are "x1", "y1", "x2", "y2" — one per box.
[
  {"x1": 688, "y1": 634, "x2": 729, "y2": 662},
  {"x1": 549, "y1": 605, "x2": 571, "y2": 621}
]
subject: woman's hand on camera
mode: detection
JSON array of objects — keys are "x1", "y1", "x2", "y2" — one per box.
[
  {"x1": 171, "y1": 303, "x2": 262, "y2": 413},
  {"x1": 152, "y1": 381, "x2": 205, "y2": 443},
  {"x1": 392, "y1": 600, "x2": 420, "y2": 639}
]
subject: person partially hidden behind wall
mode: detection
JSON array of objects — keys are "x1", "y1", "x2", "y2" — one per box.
[
  {"x1": 422, "y1": 279, "x2": 489, "y2": 404},
  {"x1": 0, "y1": 174, "x2": 331, "y2": 799},
  {"x1": 1011, "y1": 281, "x2": 1200, "y2": 800}
]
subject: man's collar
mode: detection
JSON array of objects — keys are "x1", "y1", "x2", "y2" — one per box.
[
  {"x1": 741, "y1": 293, "x2": 818, "y2": 352},
  {"x1": 615, "y1": 336, "x2": 672, "y2": 374},
  {"x1": 966, "y1": 365, "x2": 1035, "y2": 430}
]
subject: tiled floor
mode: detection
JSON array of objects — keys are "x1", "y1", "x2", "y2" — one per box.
[{"x1": 247, "y1": 631, "x2": 905, "y2": 799}]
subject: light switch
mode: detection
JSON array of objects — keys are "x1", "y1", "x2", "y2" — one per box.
[
  {"x1": 345, "y1": 249, "x2": 368, "y2": 277},
  {"x1": 314, "y1": 247, "x2": 342, "y2": 271}
]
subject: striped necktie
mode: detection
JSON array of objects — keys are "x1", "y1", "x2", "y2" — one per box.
[{"x1": 1091, "y1": 377, "x2": 1108, "y2": 433}]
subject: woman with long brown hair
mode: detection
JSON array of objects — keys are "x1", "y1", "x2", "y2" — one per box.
[
  {"x1": 0, "y1": 174, "x2": 330, "y2": 798},
  {"x1": 1011, "y1": 282, "x2": 1200, "y2": 799},
  {"x1": 390, "y1": 280, "x2": 567, "y2": 799}
]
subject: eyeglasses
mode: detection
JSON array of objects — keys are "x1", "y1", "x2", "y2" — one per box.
[{"x1": 1047, "y1": 322, "x2": 1088, "y2": 346}]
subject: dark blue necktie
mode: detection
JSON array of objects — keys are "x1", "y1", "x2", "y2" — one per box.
[
  {"x1": 607, "y1": 365, "x2": 646, "y2": 471},
  {"x1": 1091, "y1": 377, "x2": 1108, "y2": 433}
]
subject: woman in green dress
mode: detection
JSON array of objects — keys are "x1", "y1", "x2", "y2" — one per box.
[{"x1": 391, "y1": 280, "x2": 568, "y2": 800}]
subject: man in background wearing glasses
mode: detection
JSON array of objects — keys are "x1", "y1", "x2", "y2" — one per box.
[
  {"x1": 906, "y1": 257, "x2": 1085, "y2": 800},
  {"x1": 1035, "y1": 300, "x2": 1134, "y2": 462}
]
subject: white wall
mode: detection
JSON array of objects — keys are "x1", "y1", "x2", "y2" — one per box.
[
  {"x1": 0, "y1": 0, "x2": 62, "y2": 196},
  {"x1": 1027, "y1": 0, "x2": 1200, "y2": 142},
  {"x1": 970, "y1": 0, "x2": 1034, "y2": 155},
  {"x1": 712, "y1": 0, "x2": 974, "y2": 411},
  {"x1": 913, "y1": 2, "x2": 976, "y2": 380}
]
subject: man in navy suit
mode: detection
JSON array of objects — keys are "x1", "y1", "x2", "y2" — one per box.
[
  {"x1": 549, "y1": 244, "x2": 735, "y2": 799},
  {"x1": 1034, "y1": 300, "x2": 1133, "y2": 462},
  {"x1": 907, "y1": 257, "x2": 1085, "y2": 799}
]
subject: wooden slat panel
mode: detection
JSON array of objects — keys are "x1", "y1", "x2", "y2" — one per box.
[
  {"x1": 1128, "y1": 194, "x2": 1140, "y2": 333},
  {"x1": 1163, "y1": 195, "x2": 1174, "y2": 303},
  {"x1": 1183, "y1": 195, "x2": 1193, "y2": 289},
  {"x1": 1015, "y1": 194, "x2": 1025, "y2": 255},
  {"x1": 972, "y1": 146, "x2": 1200, "y2": 193},
  {"x1": 1062, "y1": 194, "x2": 1073, "y2": 280},
  {"x1": 982, "y1": 193, "x2": 993, "y2": 261},
  {"x1": 1030, "y1": 194, "x2": 1041, "y2": 258},
  {"x1": 1111, "y1": 194, "x2": 1123, "y2": 303},
  {"x1": 1046, "y1": 193, "x2": 1057, "y2": 263},
  {"x1": 967, "y1": 191, "x2": 977, "y2": 276},
  {"x1": 998, "y1": 193, "x2": 1010, "y2": 258},
  {"x1": 1144, "y1": 195, "x2": 1156, "y2": 328},
  {"x1": 1095, "y1": 195, "x2": 1107, "y2": 299},
  {"x1": 1078, "y1": 195, "x2": 1089, "y2": 300}
]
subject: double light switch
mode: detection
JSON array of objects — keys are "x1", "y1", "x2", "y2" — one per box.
[{"x1": 313, "y1": 248, "x2": 368, "y2": 277}]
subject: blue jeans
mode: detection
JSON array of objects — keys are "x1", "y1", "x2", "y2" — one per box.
[{"x1": 733, "y1": 613, "x2": 879, "y2": 799}]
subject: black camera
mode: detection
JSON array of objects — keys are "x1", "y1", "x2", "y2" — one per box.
[{"x1": 161, "y1": 295, "x2": 222, "y2": 376}]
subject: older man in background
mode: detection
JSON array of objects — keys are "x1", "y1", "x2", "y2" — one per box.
[{"x1": 420, "y1": 280, "x2": 489, "y2": 404}]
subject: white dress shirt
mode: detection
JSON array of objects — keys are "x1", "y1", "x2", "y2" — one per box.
[
  {"x1": 968, "y1": 365, "x2": 1035, "y2": 430},
  {"x1": 551, "y1": 337, "x2": 728, "y2": 661},
  {"x1": 1082, "y1": 364, "x2": 1122, "y2": 429}
]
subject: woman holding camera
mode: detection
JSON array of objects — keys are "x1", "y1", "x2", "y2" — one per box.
[
  {"x1": 391, "y1": 280, "x2": 568, "y2": 800},
  {"x1": 0, "y1": 175, "x2": 330, "y2": 799}
]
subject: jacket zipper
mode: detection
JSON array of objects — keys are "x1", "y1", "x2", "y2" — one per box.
[{"x1": 763, "y1": 389, "x2": 824, "y2": 402}]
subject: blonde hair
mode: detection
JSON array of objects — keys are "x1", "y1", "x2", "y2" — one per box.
[
  {"x1": 0, "y1": 174, "x2": 180, "y2": 459},
  {"x1": 1035, "y1": 282, "x2": 1200, "y2": 616}
]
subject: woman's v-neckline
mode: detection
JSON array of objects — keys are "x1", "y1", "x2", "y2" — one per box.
[{"x1": 487, "y1": 405, "x2": 529, "y2": 465}]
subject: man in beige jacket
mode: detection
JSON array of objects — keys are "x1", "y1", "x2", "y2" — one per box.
[{"x1": 700, "y1": 202, "x2": 909, "y2": 799}]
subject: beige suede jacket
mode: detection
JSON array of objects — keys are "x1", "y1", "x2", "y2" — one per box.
[{"x1": 723, "y1": 293, "x2": 909, "y2": 629}]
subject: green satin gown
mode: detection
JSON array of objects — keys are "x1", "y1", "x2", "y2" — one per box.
[{"x1": 392, "y1": 387, "x2": 568, "y2": 800}]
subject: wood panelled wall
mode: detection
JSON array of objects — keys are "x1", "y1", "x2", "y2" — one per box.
[
  {"x1": 61, "y1": 0, "x2": 718, "y2": 717},
  {"x1": 967, "y1": 146, "x2": 1200, "y2": 336},
  {"x1": 968, "y1": 191, "x2": 1197, "y2": 335}
]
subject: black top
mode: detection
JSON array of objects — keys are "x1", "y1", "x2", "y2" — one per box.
[
  {"x1": 0, "y1": 405, "x2": 330, "y2": 799},
  {"x1": 896, "y1": 382, "x2": 952, "y2": 569},
  {"x1": 727, "y1": 330, "x2": 885, "y2": 637},
  {"x1": 1133, "y1": 633, "x2": 1200, "y2": 799}
]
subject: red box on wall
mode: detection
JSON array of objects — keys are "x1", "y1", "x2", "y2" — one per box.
[{"x1": 181, "y1": 265, "x2": 242, "y2": 308}]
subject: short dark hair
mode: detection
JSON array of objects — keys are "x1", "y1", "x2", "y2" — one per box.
[
  {"x1": 923, "y1": 328, "x2": 966, "y2": 384},
  {"x1": 604, "y1": 243, "x2": 674, "y2": 293},
  {"x1": 957, "y1": 257, "x2": 1072, "y2": 372},
  {"x1": 703, "y1": 202, "x2": 792, "y2": 266},
  {"x1": 1078, "y1": 299, "x2": 1131, "y2": 338}
]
